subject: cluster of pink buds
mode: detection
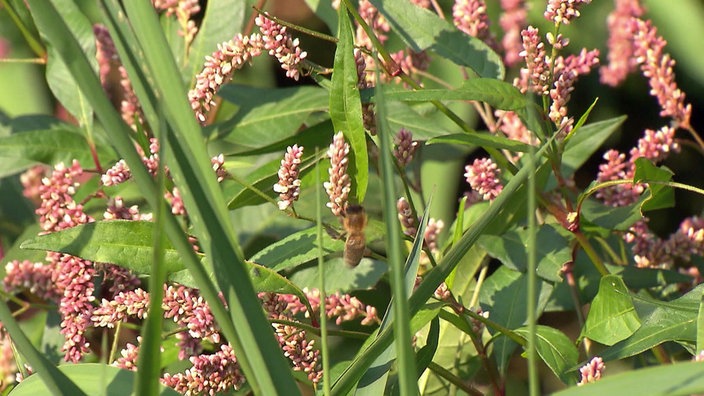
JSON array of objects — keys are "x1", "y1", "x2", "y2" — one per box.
[
  {"x1": 578, "y1": 356, "x2": 605, "y2": 385},
  {"x1": 273, "y1": 145, "x2": 304, "y2": 210},
  {"x1": 465, "y1": 158, "x2": 503, "y2": 202},
  {"x1": 324, "y1": 132, "x2": 351, "y2": 216},
  {"x1": 255, "y1": 13, "x2": 308, "y2": 81},
  {"x1": 189, "y1": 34, "x2": 263, "y2": 124}
]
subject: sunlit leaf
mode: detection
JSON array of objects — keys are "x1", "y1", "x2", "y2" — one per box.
[{"x1": 369, "y1": 0, "x2": 503, "y2": 78}]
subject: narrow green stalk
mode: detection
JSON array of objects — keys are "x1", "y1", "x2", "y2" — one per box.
[
  {"x1": 135, "y1": 116, "x2": 168, "y2": 396},
  {"x1": 427, "y1": 362, "x2": 482, "y2": 396},
  {"x1": 376, "y1": 80, "x2": 418, "y2": 395},
  {"x1": 0, "y1": 0, "x2": 45, "y2": 57},
  {"x1": 526, "y1": 143, "x2": 539, "y2": 396},
  {"x1": 316, "y1": 149, "x2": 331, "y2": 395}
]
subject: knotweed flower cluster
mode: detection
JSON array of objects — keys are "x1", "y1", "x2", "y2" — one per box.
[
  {"x1": 282, "y1": 288, "x2": 381, "y2": 327},
  {"x1": 600, "y1": 0, "x2": 644, "y2": 86},
  {"x1": 465, "y1": 158, "x2": 503, "y2": 202},
  {"x1": 393, "y1": 128, "x2": 418, "y2": 167},
  {"x1": 578, "y1": 356, "x2": 605, "y2": 385},
  {"x1": 189, "y1": 34, "x2": 263, "y2": 124},
  {"x1": 631, "y1": 18, "x2": 692, "y2": 128},
  {"x1": 152, "y1": 0, "x2": 200, "y2": 44},
  {"x1": 453, "y1": 0, "x2": 497, "y2": 48},
  {"x1": 545, "y1": 0, "x2": 592, "y2": 25},
  {"x1": 500, "y1": 0, "x2": 527, "y2": 67},
  {"x1": 324, "y1": 132, "x2": 351, "y2": 216},
  {"x1": 273, "y1": 145, "x2": 304, "y2": 210},
  {"x1": 92, "y1": 24, "x2": 145, "y2": 130},
  {"x1": 355, "y1": 49, "x2": 377, "y2": 135},
  {"x1": 255, "y1": 13, "x2": 308, "y2": 81}
]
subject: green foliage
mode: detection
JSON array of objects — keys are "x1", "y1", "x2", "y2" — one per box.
[{"x1": 1, "y1": 1, "x2": 704, "y2": 395}]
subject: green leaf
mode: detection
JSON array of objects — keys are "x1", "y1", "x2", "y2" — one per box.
[
  {"x1": 478, "y1": 225, "x2": 570, "y2": 282},
  {"x1": 10, "y1": 363, "x2": 180, "y2": 395},
  {"x1": 478, "y1": 266, "x2": 554, "y2": 373},
  {"x1": 21, "y1": 220, "x2": 186, "y2": 274},
  {"x1": 385, "y1": 101, "x2": 464, "y2": 140},
  {"x1": 633, "y1": 157, "x2": 675, "y2": 212},
  {"x1": 368, "y1": 0, "x2": 503, "y2": 78},
  {"x1": 0, "y1": 128, "x2": 112, "y2": 169},
  {"x1": 384, "y1": 78, "x2": 524, "y2": 110},
  {"x1": 288, "y1": 257, "x2": 388, "y2": 293},
  {"x1": 187, "y1": 0, "x2": 244, "y2": 82},
  {"x1": 214, "y1": 85, "x2": 330, "y2": 151},
  {"x1": 29, "y1": 0, "x2": 95, "y2": 122},
  {"x1": 250, "y1": 226, "x2": 345, "y2": 271},
  {"x1": 580, "y1": 197, "x2": 645, "y2": 234},
  {"x1": 514, "y1": 325, "x2": 579, "y2": 384},
  {"x1": 583, "y1": 275, "x2": 641, "y2": 346},
  {"x1": 20, "y1": 220, "x2": 312, "y2": 306},
  {"x1": 560, "y1": 116, "x2": 626, "y2": 179},
  {"x1": 427, "y1": 132, "x2": 532, "y2": 152},
  {"x1": 600, "y1": 284, "x2": 703, "y2": 361},
  {"x1": 553, "y1": 360, "x2": 704, "y2": 396},
  {"x1": 330, "y1": 6, "x2": 368, "y2": 202},
  {"x1": 697, "y1": 295, "x2": 704, "y2": 354}
]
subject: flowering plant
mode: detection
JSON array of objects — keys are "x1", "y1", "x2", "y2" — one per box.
[{"x1": 1, "y1": 0, "x2": 704, "y2": 395}]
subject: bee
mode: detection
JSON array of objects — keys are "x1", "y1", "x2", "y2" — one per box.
[{"x1": 342, "y1": 205, "x2": 368, "y2": 267}]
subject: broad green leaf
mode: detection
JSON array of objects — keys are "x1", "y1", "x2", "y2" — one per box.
[
  {"x1": 21, "y1": 220, "x2": 186, "y2": 274},
  {"x1": 553, "y1": 360, "x2": 704, "y2": 396},
  {"x1": 583, "y1": 275, "x2": 641, "y2": 345},
  {"x1": 10, "y1": 363, "x2": 180, "y2": 395},
  {"x1": 633, "y1": 157, "x2": 675, "y2": 212},
  {"x1": 214, "y1": 85, "x2": 330, "y2": 151},
  {"x1": 560, "y1": 116, "x2": 626, "y2": 179},
  {"x1": 288, "y1": 257, "x2": 388, "y2": 293},
  {"x1": 187, "y1": 0, "x2": 244, "y2": 82},
  {"x1": 479, "y1": 266, "x2": 554, "y2": 374},
  {"x1": 224, "y1": 119, "x2": 335, "y2": 157},
  {"x1": 697, "y1": 295, "x2": 704, "y2": 354},
  {"x1": 478, "y1": 225, "x2": 570, "y2": 282},
  {"x1": 427, "y1": 132, "x2": 532, "y2": 152},
  {"x1": 384, "y1": 78, "x2": 525, "y2": 110},
  {"x1": 369, "y1": 0, "x2": 503, "y2": 78},
  {"x1": 29, "y1": 0, "x2": 95, "y2": 122},
  {"x1": 250, "y1": 226, "x2": 345, "y2": 271},
  {"x1": 329, "y1": 6, "x2": 368, "y2": 202},
  {"x1": 514, "y1": 325, "x2": 579, "y2": 384},
  {"x1": 385, "y1": 101, "x2": 464, "y2": 140},
  {"x1": 20, "y1": 220, "x2": 312, "y2": 306},
  {"x1": 600, "y1": 284, "x2": 704, "y2": 361},
  {"x1": 0, "y1": 128, "x2": 112, "y2": 169},
  {"x1": 580, "y1": 197, "x2": 645, "y2": 234}
]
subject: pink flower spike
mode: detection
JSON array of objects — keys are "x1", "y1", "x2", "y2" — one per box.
[
  {"x1": 255, "y1": 12, "x2": 308, "y2": 81},
  {"x1": 273, "y1": 145, "x2": 304, "y2": 211},
  {"x1": 544, "y1": 0, "x2": 592, "y2": 25},
  {"x1": 465, "y1": 158, "x2": 503, "y2": 201},
  {"x1": 324, "y1": 132, "x2": 351, "y2": 216},
  {"x1": 578, "y1": 356, "x2": 605, "y2": 385}
]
